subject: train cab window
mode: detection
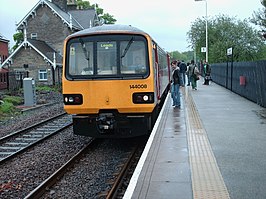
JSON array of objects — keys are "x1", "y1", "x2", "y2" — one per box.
[
  {"x1": 120, "y1": 41, "x2": 147, "y2": 75},
  {"x1": 69, "y1": 41, "x2": 94, "y2": 76},
  {"x1": 66, "y1": 34, "x2": 149, "y2": 79},
  {"x1": 97, "y1": 41, "x2": 117, "y2": 75}
]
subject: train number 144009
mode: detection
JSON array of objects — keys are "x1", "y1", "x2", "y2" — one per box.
[{"x1": 129, "y1": 84, "x2": 147, "y2": 89}]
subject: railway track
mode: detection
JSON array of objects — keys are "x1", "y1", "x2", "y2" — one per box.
[
  {"x1": 24, "y1": 138, "x2": 96, "y2": 199},
  {"x1": 23, "y1": 138, "x2": 145, "y2": 199},
  {"x1": 0, "y1": 113, "x2": 72, "y2": 163},
  {"x1": 105, "y1": 145, "x2": 141, "y2": 199}
]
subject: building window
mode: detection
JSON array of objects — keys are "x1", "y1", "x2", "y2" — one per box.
[
  {"x1": 31, "y1": 33, "x2": 37, "y2": 40},
  {"x1": 39, "y1": 69, "x2": 47, "y2": 80},
  {"x1": 15, "y1": 71, "x2": 23, "y2": 80}
]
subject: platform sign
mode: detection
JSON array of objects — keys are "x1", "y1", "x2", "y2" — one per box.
[
  {"x1": 201, "y1": 47, "x2": 206, "y2": 52},
  {"x1": 227, "y1": 47, "x2": 233, "y2": 56}
]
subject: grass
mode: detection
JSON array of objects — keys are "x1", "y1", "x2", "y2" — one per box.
[
  {"x1": 0, "y1": 95, "x2": 23, "y2": 117},
  {"x1": 0, "y1": 85, "x2": 61, "y2": 120},
  {"x1": 36, "y1": 85, "x2": 61, "y2": 92}
]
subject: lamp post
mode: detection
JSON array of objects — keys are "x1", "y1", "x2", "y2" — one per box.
[{"x1": 195, "y1": 0, "x2": 208, "y2": 63}]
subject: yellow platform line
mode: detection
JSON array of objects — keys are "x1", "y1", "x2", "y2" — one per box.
[{"x1": 184, "y1": 88, "x2": 230, "y2": 199}]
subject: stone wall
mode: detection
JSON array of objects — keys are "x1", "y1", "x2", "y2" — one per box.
[
  {"x1": 26, "y1": 6, "x2": 73, "y2": 54},
  {"x1": 10, "y1": 47, "x2": 53, "y2": 85}
]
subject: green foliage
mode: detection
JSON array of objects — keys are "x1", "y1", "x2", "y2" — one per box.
[
  {"x1": 100, "y1": 13, "x2": 117, "y2": 24},
  {"x1": 75, "y1": 0, "x2": 116, "y2": 24},
  {"x1": 0, "y1": 101, "x2": 16, "y2": 114},
  {"x1": 0, "y1": 95, "x2": 22, "y2": 116},
  {"x1": 250, "y1": 0, "x2": 266, "y2": 39},
  {"x1": 3, "y1": 95, "x2": 23, "y2": 106},
  {"x1": 169, "y1": 50, "x2": 194, "y2": 63},
  {"x1": 12, "y1": 32, "x2": 23, "y2": 51},
  {"x1": 93, "y1": 3, "x2": 116, "y2": 24},
  {"x1": 76, "y1": 0, "x2": 91, "y2": 9},
  {"x1": 36, "y1": 85, "x2": 57, "y2": 92},
  {"x1": 187, "y1": 14, "x2": 266, "y2": 63}
]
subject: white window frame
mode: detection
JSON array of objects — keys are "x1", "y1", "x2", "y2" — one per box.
[
  {"x1": 31, "y1": 33, "x2": 37, "y2": 40},
  {"x1": 39, "y1": 69, "x2": 48, "y2": 81}
]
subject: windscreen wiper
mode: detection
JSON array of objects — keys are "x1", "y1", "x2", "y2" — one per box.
[
  {"x1": 79, "y1": 38, "x2": 90, "y2": 61},
  {"x1": 121, "y1": 37, "x2": 134, "y2": 58}
]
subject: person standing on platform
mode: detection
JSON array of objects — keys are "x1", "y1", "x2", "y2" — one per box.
[
  {"x1": 171, "y1": 61, "x2": 181, "y2": 108},
  {"x1": 203, "y1": 61, "x2": 211, "y2": 85},
  {"x1": 190, "y1": 60, "x2": 200, "y2": 90},
  {"x1": 179, "y1": 60, "x2": 187, "y2": 86},
  {"x1": 186, "y1": 62, "x2": 191, "y2": 86},
  {"x1": 170, "y1": 61, "x2": 176, "y2": 101}
]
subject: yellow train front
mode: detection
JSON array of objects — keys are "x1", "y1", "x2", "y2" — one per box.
[{"x1": 62, "y1": 25, "x2": 170, "y2": 138}]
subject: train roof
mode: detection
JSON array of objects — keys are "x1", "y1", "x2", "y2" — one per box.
[{"x1": 67, "y1": 24, "x2": 149, "y2": 38}]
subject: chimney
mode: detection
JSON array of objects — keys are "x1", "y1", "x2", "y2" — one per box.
[
  {"x1": 67, "y1": 0, "x2": 77, "y2": 11},
  {"x1": 52, "y1": 0, "x2": 67, "y2": 11}
]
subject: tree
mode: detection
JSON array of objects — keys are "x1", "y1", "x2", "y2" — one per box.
[
  {"x1": 12, "y1": 32, "x2": 23, "y2": 51},
  {"x1": 250, "y1": 0, "x2": 266, "y2": 39},
  {"x1": 93, "y1": 3, "x2": 116, "y2": 24},
  {"x1": 76, "y1": 0, "x2": 116, "y2": 24},
  {"x1": 187, "y1": 14, "x2": 266, "y2": 63},
  {"x1": 169, "y1": 50, "x2": 190, "y2": 63}
]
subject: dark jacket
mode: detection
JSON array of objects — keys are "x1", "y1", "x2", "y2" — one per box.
[
  {"x1": 172, "y1": 69, "x2": 181, "y2": 85},
  {"x1": 179, "y1": 62, "x2": 187, "y2": 73}
]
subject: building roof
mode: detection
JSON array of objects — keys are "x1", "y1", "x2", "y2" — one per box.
[
  {"x1": 1, "y1": 0, "x2": 98, "y2": 69},
  {"x1": 16, "y1": 0, "x2": 97, "y2": 31},
  {"x1": 28, "y1": 39, "x2": 62, "y2": 64},
  {"x1": 1, "y1": 39, "x2": 62, "y2": 69},
  {"x1": 0, "y1": 33, "x2": 9, "y2": 43},
  {"x1": 69, "y1": 9, "x2": 97, "y2": 29}
]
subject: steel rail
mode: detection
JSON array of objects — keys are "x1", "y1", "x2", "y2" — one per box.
[
  {"x1": 24, "y1": 138, "x2": 96, "y2": 199},
  {"x1": 0, "y1": 112, "x2": 67, "y2": 142},
  {"x1": 106, "y1": 146, "x2": 139, "y2": 199},
  {"x1": 0, "y1": 113, "x2": 72, "y2": 164}
]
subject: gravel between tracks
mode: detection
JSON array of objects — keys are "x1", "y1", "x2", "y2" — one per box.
[
  {"x1": 0, "y1": 126, "x2": 92, "y2": 198},
  {"x1": 0, "y1": 91, "x2": 142, "y2": 198},
  {"x1": 0, "y1": 91, "x2": 64, "y2": 137},
  {"x1": 0, "y1": 91, "x2": 87, "y2": 198}
]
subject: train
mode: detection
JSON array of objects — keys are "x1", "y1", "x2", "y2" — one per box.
[{"x1": 62, "y1": 24, "x2": 171, "y2": 138}]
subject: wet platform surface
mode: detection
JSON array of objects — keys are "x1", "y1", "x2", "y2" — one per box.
[{"x1": 124, "y1": 81, "x2": 266, "y2": 199}]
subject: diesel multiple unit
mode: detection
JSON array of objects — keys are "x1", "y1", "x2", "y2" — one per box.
[{"x1": 62, "y1": 25, "x2": 171, "y2": 138}]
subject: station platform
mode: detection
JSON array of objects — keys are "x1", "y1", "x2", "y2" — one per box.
[{"x1": 123, "y1": 80, "x2": 266, "y2": 199}]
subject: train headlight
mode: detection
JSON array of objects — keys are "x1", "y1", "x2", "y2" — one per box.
[
  {"x1": 143, "y1": 95, "x2": 149, "y2": 101},
  {"x1": 63, "y1": 94, "x2": 83, "y2": 105},
  {"x1": 133, "y1": 92, "x2": 154, "y2": 104},
  {"x1": 68, "y1": 97, "x2": 74, "y2": 103}
]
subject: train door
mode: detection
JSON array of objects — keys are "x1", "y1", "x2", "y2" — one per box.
[
  {"x1": 167, "y1": 54, "x2": 171, "y2": 83},
  {"x1": 152, "y1": 42, "x2": 160, "y2": 101}
]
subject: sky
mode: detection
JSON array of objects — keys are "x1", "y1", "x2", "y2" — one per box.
[{"x1": 0, "y1": 0, "x2": 263, "y2": 52}]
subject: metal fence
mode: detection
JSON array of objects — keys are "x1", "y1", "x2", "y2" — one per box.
[
  {"x1": 9, "y1": 71, "x2": 29, "y2": 91},
  {"x1": 211, "y1": 60, "x2": 266, "y2": 107}
]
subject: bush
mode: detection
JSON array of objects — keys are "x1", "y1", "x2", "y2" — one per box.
[
  {"x1": 3, "y1": 95, "x2": 23, "y2": 106},
  {"x1": 0, "y1": 101, "x2": 16, "y2": 114},
  {"x1": 36, "y1": 85, "x2": 57, "y2": 92}
]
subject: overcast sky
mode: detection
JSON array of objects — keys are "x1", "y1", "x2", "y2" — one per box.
[{"x1": 0, "y1": 0, "x2": 263, "y2": 52}]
